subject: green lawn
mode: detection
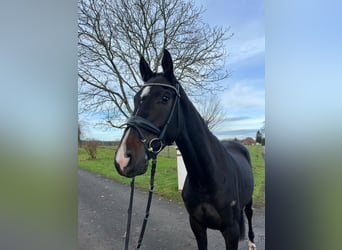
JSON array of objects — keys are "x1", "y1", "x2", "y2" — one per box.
[
  {"x1": 245, "y1": 145, "x2": 265, "y2": 207},
  {"x1": 78, "y1": 144, "x2": 264, "y2": 206}
]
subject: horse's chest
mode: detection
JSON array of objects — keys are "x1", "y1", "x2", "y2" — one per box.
[
  {"x1": 191, "y1": 202, "x2": 226, "y2": 229},
  {"x1": 182, "y1": 181, "x2": 237, "y2": 229}
]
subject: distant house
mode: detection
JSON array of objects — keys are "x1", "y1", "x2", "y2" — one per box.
[{"x1": 240, "y1": 137, "x2": 256, "y2": 145}]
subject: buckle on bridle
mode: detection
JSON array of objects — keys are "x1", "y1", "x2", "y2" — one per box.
[{"x1": 148, "y1": 138, "x2": 164, "y2": 154}]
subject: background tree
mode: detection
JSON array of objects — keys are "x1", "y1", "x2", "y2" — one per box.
[
  {"x1": 78, "y1": 0, "x2": 232, "y2": 128},
  {"x1": 84, "y1": 140, "x2": 99, "y2": 160},
  {"x1": 256, "y1": 128, "x2": 265, "y2": 146},
  {"x1": 195, "y1": 95, "x2": 228, "y2": 131},
  {"x1": 78, "y1": 123, "x2": 82, "y2": 146},
  {"x1": 256, "y1": 130, "x2": 262, "y2": 144}
]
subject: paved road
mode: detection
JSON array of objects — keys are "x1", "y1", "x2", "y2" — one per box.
[{"x1": 78, "y1": 168, "x2": 265, "y2": 250}]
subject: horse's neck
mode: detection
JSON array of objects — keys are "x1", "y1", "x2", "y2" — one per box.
[{"x1": 175, "y1": 92, "x2": 224, "y2": 186}]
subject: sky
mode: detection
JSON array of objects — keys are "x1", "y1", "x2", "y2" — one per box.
[
  {"x1": 80, "y1": 0, "x2": 265, "y2": 141},
  {"x1": 197, "y1": 0, "x2": 265, "y2": 139}
]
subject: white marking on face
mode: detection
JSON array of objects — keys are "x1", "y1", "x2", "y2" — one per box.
[
  {"x1": 140, "y1": 86, "x2": 151, "y2": 99},
  {"x1": 230, "y1": 200, "x2": 236, "y2": 207},
  {"x1": 115, "y1": 128, "x2": 131, "y2": 171}
]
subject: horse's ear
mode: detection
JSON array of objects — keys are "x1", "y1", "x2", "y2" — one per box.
[
  {"x1": 162, "y1": 49, "x2": 174, "y2": 79},
  {"x1": 139, "y1": 56, "x2": 153, "y2": 82}
]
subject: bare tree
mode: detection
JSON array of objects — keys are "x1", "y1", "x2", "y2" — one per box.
[
  {"x1": 195, "y1": 95, "x2": 228, "y2": 131},
  {"x1": 78, "y1": 0, "x2": 232, "y2": 128}
]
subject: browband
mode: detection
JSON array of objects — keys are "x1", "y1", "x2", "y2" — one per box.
[{"x1": 143, "y1": 83, "x2": 181, "y2": 97}]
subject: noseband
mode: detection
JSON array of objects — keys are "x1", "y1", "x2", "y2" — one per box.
[
  {"x1": 121, "y1": 82, "x2": 181, "y2": 249},
  {"x1": 124, "y1": 82, "x2": 181, "y2": 156}
]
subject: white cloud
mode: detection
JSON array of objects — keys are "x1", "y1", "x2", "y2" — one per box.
[
  {"x1": 214, "y1": 79, "x2": 265, "y2": 139},
  {"x1": 214, "y1": 115, "x2": 265, "y2": 140},
  {"x1": 221, "y1": 80, "x2": 265, "y2": 111},
  {"x1": 228, "y1": 36, "x2": 265, "y2": 65},
  {"x1": 226, "y1": 16, "x2": 265, "y2": 65}
]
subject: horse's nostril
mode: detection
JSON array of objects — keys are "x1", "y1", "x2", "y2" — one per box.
[{"x1": 125, "y1": 150, "x2": 132, "y2": 158}]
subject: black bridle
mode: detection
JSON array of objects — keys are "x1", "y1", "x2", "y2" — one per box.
[
  {"x1": 122, "y1": 82, "x2": 181, "y2": 250},
  {"x1": 125, "y1": 82, "x2": 181, "y2": 156}
]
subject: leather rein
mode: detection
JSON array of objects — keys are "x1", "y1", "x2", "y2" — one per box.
[{"x1": 121, "y1": 82, "x2": 180, "y2": 249}]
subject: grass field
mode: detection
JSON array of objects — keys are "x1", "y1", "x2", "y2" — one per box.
[{"x1": 78, "y1": 144, "x2": 265, "y2": 207}]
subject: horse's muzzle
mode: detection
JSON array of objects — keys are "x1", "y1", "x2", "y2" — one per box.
[{"x1": 114, "y1": 151, "x2": 148, "y2": 178}]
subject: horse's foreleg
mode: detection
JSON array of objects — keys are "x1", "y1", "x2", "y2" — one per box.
[
  {"x1": 221, "y1": 221, "x2": 240, "y2": 250},
  {"x1": 189, "y1": 216, "x2": 207, "y2": 250}
]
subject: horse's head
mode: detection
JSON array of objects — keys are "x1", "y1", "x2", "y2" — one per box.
[{"x1": 114, "y1": 49, "x2": 181, "y2": 177}]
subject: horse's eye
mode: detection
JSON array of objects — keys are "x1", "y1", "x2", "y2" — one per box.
[{"x1": 161, "y1": 96, "x2": 169, "y2": 104}]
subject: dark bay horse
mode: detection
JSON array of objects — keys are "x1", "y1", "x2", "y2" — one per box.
[{"x1": 114, "y1": 49, "x2": 256, "y2": 250}]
